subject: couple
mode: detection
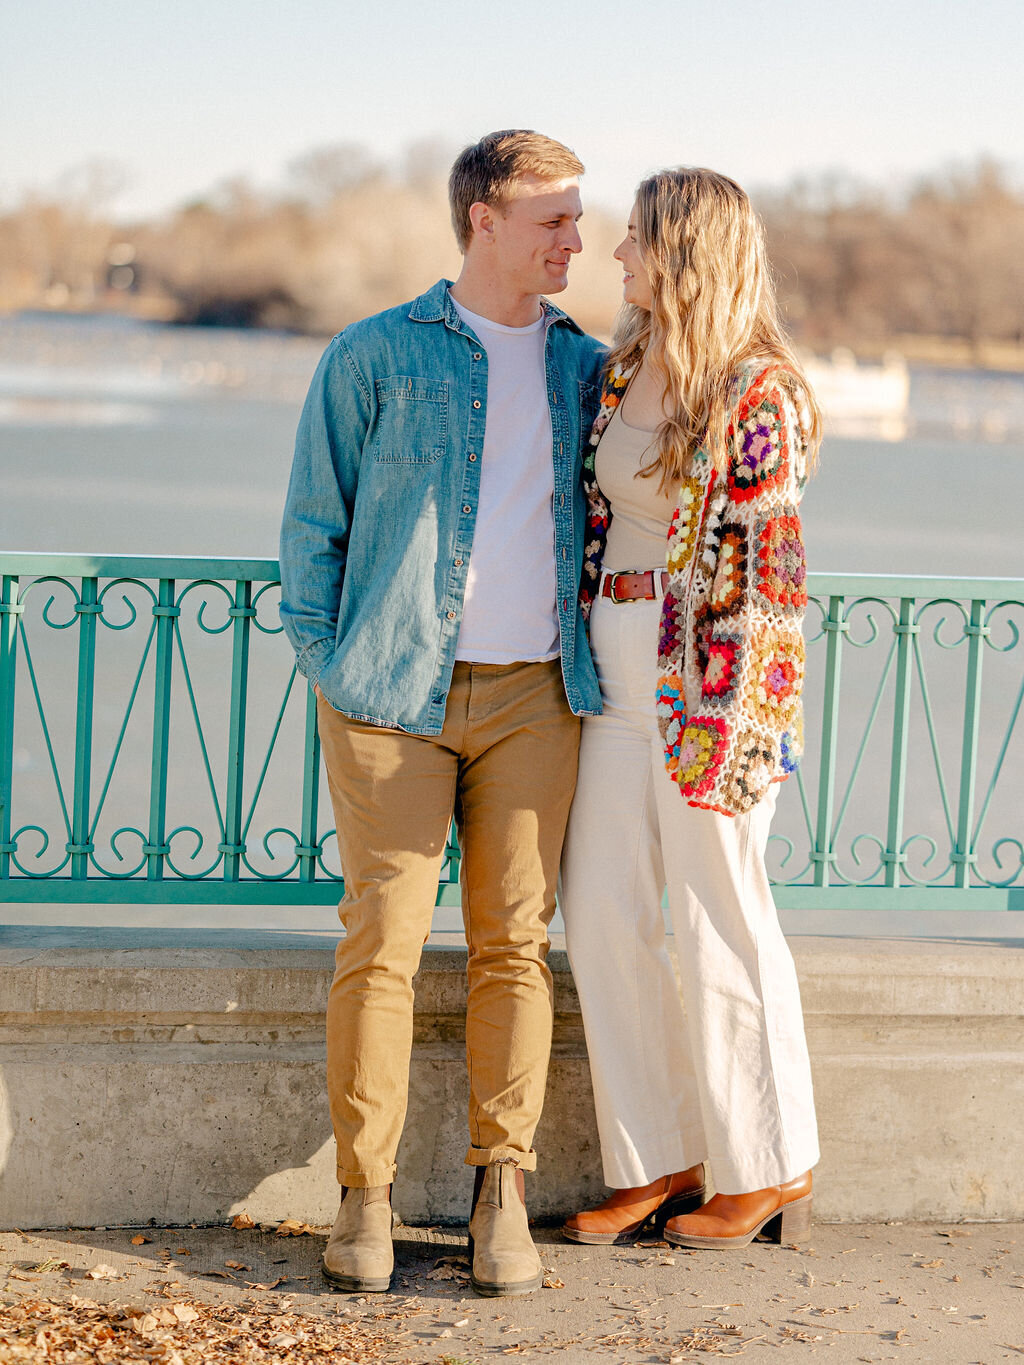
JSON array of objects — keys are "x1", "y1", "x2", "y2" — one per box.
[{"x1": 278, "y1": 129, "x2": 821, "y2": 1299}]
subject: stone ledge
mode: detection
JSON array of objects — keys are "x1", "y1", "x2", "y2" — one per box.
[{"x1": 0, "y1": 928, "x2": 1021, "y2": 1228}]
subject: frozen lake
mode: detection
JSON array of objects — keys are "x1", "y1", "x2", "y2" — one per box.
[{"x1": 1, "y1": 313, "x2": 1022, "y2": 939}]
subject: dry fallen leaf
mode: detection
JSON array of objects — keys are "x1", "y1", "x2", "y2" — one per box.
[
  {"x1": 276, "y1": 1218, "x2": 317, "y2": 1237},
  {"x1": 918, "y1": 1258, "x2": 944, "y2": 1268},
  {"x1": 542, "y1": 1275, "x2": 565, "y2": 1289},
  {"x1": 426, "y1": 1254, "x2": 471, "y2": 1282},
  {"x1": 85, "y1": 1264, "x2": 121, "y2": 1281},
  {"x1": 231, "y1": 1212, "x2": 256, "y2": 1230},
  {"x1": 30, "y1": 1259, "x2": 70, "y2": 1274},
  {"x1": 130, "y1": 1234, "x2": 149, "y2": 1245},
  {"x1": 225, "y1": 1260, "x2": 251, "y2": 1270}
]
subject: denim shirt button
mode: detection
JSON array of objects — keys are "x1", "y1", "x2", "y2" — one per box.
[
  {"x1": 446, "y1": 610, "x2": 456, "y2": 620},
  {"x1": 472, "y1": 352, "x2": 482, "y2": 360},
  {"x1": 462, "y1": 504, "x2": 471, "y2": 513},
  {"x1": 454, "y1": 558, "x2": 464, "y2": 567},
  {"x1": 472, "y1": 400, "x2": 481, "y2": 409},
  {"x1": 468, "y1": 453, "x2": 477, "y2": 461}
]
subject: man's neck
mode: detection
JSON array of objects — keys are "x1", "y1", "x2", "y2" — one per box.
[{"x1": 449, "y1": 267, "x2": 544, "y2": 329}]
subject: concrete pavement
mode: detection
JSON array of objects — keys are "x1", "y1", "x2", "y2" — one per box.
[{"x1": 2, "y1": 1218, "x2": 1022, "y2": 1363}]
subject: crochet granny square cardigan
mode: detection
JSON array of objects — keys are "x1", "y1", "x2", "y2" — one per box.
[{"x1": 580, "y1": 358, "x2": 811, "y2": 818}]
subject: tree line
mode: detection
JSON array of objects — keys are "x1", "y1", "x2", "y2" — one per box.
[{"x1": 1, "y1": 146, "x2": 1021, "y2": 358}]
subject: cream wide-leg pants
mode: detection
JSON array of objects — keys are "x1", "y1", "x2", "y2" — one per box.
[{"x1": 560, "y1": 591, "x2": 819, "y2": 1195}]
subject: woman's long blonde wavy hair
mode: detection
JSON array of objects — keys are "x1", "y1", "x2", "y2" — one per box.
[{"x1": 608, "y1": 167, "x2": 822, "y2": 484}]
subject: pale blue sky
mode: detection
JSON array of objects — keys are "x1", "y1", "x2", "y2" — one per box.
[{"x1": 3, "y1": 0, "x2": 1021, "y2": 219}]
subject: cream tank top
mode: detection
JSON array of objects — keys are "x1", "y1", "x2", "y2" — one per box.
[{"x1": 594, "y1": 402, "x2": 677, "y2": 572}]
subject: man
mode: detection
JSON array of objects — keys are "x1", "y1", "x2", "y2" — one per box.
[{"x1": 279, "y1": 130, "x2": 605, "y2": 1297}]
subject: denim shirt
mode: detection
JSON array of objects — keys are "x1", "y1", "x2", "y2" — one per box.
[{"x1": 279, "y1": 279, "x2": 606, "y2": 734}]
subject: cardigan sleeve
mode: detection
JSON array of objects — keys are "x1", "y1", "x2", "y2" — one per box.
[
  {"x1": 579, "y1": 361, "x2": 636, "y2": 624},
  {"x1": 666, "y1": 377, "x2": 809, "y2": 817}
]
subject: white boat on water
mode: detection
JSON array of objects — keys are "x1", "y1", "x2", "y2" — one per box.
[{"x1": 801, "y1": 348, "x2": 910, "y2": 442}]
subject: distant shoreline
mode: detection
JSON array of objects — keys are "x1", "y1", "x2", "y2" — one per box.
[{"x1": 3, "y1": 301, "x2": 1024, "y2": 375}]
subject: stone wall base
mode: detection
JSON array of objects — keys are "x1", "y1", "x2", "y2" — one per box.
[{"x1": 1, "y1": 928, "x2": 1021, "y2": 1227}]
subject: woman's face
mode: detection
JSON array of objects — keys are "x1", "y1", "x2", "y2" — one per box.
[{"x1": 613, "y1": 203, "x2": 654, "y2": 310}]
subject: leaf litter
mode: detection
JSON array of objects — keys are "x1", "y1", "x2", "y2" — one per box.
[{"x1": 0, "y1": 1292, "x2": 419, "y2": 1362}]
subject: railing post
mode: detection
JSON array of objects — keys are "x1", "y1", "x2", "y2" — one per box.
[
  {"x1": 297, "y1": 681, "x2": 322, "y2": 883},
  {"x1": 221, "y1": 579, "x2": 253, "y2": 881},
  {"x1": 884, "y1": 597, "x2": 917, "y2": 888},
  {"x1": 812, "y1": 594, "x2": 847, "y2": 888},
  {"x1": 954, "y1": 597, "x2": 987, "y2": 889},
  {"x1": 146, "y1": 579, "x2": 176, "y2": 880},
  {"x1": 0, "y1": 574, "x2": 21, "y2": 881},
  {"x1": 69, "y1": 576, "x2": 100, "y2": 880}
]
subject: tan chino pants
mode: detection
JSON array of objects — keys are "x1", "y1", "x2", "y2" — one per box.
[{"x1": 317, "y1": 659, "x2": 580, "y2": 1188}]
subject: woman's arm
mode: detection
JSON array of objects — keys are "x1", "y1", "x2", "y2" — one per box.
[{"x1": 661, "y1": 373, "x2": 809, "y2": 816}]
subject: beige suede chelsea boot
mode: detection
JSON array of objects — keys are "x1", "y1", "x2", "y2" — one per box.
[
  {"x1": 321, "y1": 1185, "x2": 394, "y2": 1292},
  {"x1": 468, "y1": 1160, "x2": 543, "y2": 1297}
]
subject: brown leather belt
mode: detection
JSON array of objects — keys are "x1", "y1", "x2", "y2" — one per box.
[{"x1": 600, "y1": 569, "x2": 669, "y2": 603}]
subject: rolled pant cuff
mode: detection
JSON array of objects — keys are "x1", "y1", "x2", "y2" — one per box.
[
  {"x1": 465, "y1": 1145, "x2": 537, "y2": 1172},
  {"x1": 337, "y1": 1163, "x2": 398, "y2": 1188}
]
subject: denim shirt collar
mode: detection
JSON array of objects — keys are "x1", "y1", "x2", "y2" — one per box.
[{"x1": 408, "y1": 278, "x2": 584, "y2": 334}]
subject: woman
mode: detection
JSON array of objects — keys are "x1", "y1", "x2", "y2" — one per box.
[{"x1": 560, "y1": 167, "x2": 822, "y2": 1250}]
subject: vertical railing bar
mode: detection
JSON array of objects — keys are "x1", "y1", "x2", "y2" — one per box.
[
  {"x1": 298, "y1": 675, "x2": 321, "y2": 883},
  {"x1": 971, "y1": 666, "x2": 1024, "y2": 848},
  {"x1": 240, "y1": 673, "x2": 294, "y2": 842},
  {"x1": 70, "y1": 576, "x2": 99, "y2": 881},
  {"x1": 954, "y1": 597, "x2": 987, "y2": 889},
  {"x1": 16, "y1": 619, "x2": 73, "y2": 838},
  {"x1": 90, "y1": 621, "x2": 157, "y2": 837},
  {"x1": 222, "y1": 579, "x2": 252, "y2": 882},
  {"x1": 795, "y1": 764, "x2": 815, "y2": 847},
  {"x1": 812, "y1": 594, "x2": 846, "y2": 888},
  {"x1": 173, "y1": 625, "x2": 225, "y2": 835},
  {"x1": 0, "y1": 575, "x2": 20, "y2": 882},
  {"x1": 911, "y1": 632, "x2": 956, "y2": 843},
  {"x1": 884, "y1": 597, "x2": 917, "y2": 889},
  {"x1": 829, "y1": 636, "x2": 897, "y2": 848},
  {"x1": 147, "y1": 579, "x2": 176, "y2": 882}
]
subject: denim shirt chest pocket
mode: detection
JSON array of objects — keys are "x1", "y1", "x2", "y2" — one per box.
[{"x1": 371, "y1": 375, "x2": 449, "y2": 463}]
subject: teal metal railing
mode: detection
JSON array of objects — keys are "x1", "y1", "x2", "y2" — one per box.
[{"x1": 1, "y1": 554, "x2": 1022, "y2": 911}]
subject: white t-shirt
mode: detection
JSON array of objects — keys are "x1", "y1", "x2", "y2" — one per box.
[{"x1": 450, "y1": 296, "x2": 559, "y2": 664}]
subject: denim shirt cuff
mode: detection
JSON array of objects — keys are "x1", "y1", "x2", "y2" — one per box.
[{"x1": 295, "y1": 637, "x2": 334, "y2": 687}]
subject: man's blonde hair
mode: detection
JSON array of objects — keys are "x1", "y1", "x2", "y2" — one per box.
[{"x1": 448, "y1": 130, "x2": 584, "y2": 252}]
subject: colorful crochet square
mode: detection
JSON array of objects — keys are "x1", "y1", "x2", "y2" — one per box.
[
  {"x1": 658, "y1": 589, "x2": 685, "y2": 663},
  {"x1": 656, "y1": 672, "x2": 687, "y2": 773},
  {"x1": 708, "y1": 521, "x2": 748, "y2": 619},
  {"x1": 692, "y1": 599, "x2": 715, "y2": 678},
  {"x1": 666, "y1": 477, "x2": 706, "y2": 576},
  {"x1": 780, "y1": 712, "x2": 804, "y2": 774},
  {"x1": 754, "y1": 506, "x2": 806, "y2": 615},
  {"x1": 727, "y1": 391, "x2": 789, "y2": 503},
  {"x1": 744, "y1": 631, "x2": 804, "y2": 730},
  {"x1": 701, "y1": 632, "x2": 743, "y2": 708},
  {"x1": 675, "y1": 715, "x2": 729, "y2": 800},
  {"x1": 721, "y1": 729, "x2": 778, "y2": 813}
]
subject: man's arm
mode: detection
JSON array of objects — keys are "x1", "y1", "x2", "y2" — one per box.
[{"x1": 279, "y1": 334, "x2": 372, "y2": 689}]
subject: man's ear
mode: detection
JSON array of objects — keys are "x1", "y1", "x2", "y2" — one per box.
[{"x1": 467, "y1": 200, "x2": 497, "y2": 244}]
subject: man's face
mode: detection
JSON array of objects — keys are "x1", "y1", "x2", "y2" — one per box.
[{"x1": 485, "y1": 174, "x2": 583, "y2": 295}]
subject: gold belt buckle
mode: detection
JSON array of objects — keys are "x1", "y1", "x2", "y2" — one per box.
[{"x1": 609, "y1": 570, "x2": 643, "y2": 604}]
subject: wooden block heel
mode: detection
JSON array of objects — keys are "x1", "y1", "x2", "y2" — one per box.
[{"x1": 763, "y1": 1194, "x2": 813, "y2": 1244}]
